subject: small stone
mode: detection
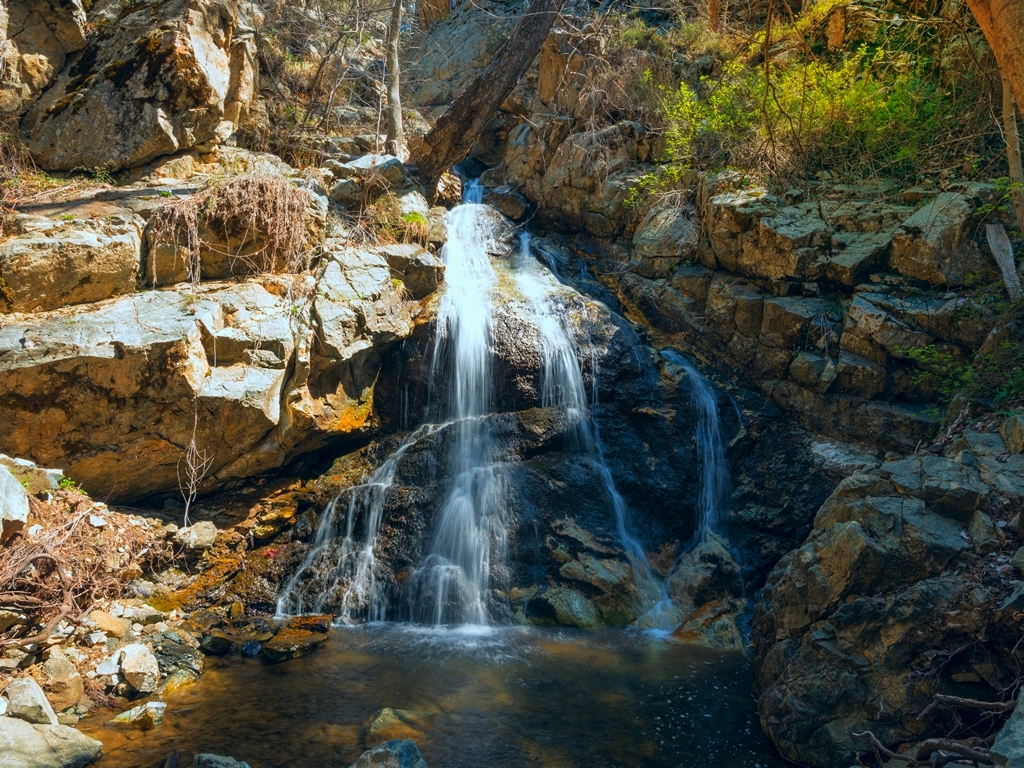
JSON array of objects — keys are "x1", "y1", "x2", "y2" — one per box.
[
  {"x1": 0, "y1": 696, "x2": 8, "y2": 716},
  {"x1": 229, "y1": 602, "x2": 245, "y2": 622},
  {"x1": 286, "y1": 615, "x2": 332, "y2": 633},
  {"x1": 240, "y1": 641, "x2": 261, "y2": 658},
  {"x1": 6, "y1": 678, "x2": 58, "y2": 725},
  {"x1": 110, "y1": 701, "x2": 166, "y2": 730},
  {"x1": 260, "y1": 628, "x2": 329, "y2": 663},
  {"x1": 348, "y1": 740, "x2": 429, "y2": 768},
  {"x1": 88, "y1": 515, "x2": 107, "y2": 528},
  {"x1": 56, "y1": 713, "x2": 79, "y2": 726},
  {"x1": 173, "y1": 521, "x2": 218, "y2": 550},
  {"x1": 200, "y1": 631, "x2": 236, "y2": 656},
  {"x1": 95, "y1": 650, "x2": 122, "y2": 676},
  {"x1": 41, "y1": 648, "x2": 84, "y2": 711},
  {"x1": 83, "y1": 631, "x2": 106, "y2": 647},
  {"x1": 1011, "y1": 547, "x2": 1024, "y2": 572},
  {"x1": 194, "y1": 754, "x2": 252, "y2": 768},
  {"x1": 89, "y1": 610, "x2": 127, "y2": 639},
  {"x1": 970, "y1": 510, "x2": 1002, "y2": 555},
  {"x1": 120, "y1": 644, "x2": 160, "y2": 693}
]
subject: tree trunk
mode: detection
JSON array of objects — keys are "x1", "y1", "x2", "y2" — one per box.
[
  {"x1": 384, "y1": 0, "x2": 404, "y2": 160},
  {"x1": 966, "y1": 0, "x2": 1024, "y2": 109},
  {"x1": 1003, "y1": 76, "x2": 1024, "y2": 239},
  {"x1": 410, "y1": 0, "x2": 567, "y2": 196}
]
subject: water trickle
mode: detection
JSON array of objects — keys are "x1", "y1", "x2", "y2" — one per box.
[
  {"x1": 276, "y1": 422, "x2": 447, "y2": 622},
  {"x1": 661, "y1": 350, "x2": 729, "y2": 545}
]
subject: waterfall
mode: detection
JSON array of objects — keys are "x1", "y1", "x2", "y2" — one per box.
[
  {"x1": 408, "y1": 193, "x2": 509, "y2": 626},
  {"x1": 275, "y1": 422, "x2": 446, "y2": 622},
  {"x1": 661, "y1": 350, "x2": 728, "y2": 545},
  {"x1": 279, "y1": 185, "x2": 731, "y2": 631},
  {"x1": 511, "y1": 235, "x2": 660, "y2": 599}
]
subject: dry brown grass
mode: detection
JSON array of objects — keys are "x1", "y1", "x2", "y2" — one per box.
[
  {"x1": 0, "y1": 490, "x2": 175, "y2": 649},
  {"x1": 149, "y1": 175, "x2": 314, "y2": 285}
]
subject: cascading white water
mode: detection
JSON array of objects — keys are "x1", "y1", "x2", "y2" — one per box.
[
  {"x1": 512, "y1": 235, "x2": 661, "y2": 603},
  {"x1": 661, "y1": 350, "x2": 728, "y2": 545},
  {"x1": 409, "y1": 187, "x2": 509, "y2": 626},
  {"x1": 276, "y1": 422, "x2": 447, "y2": 621},
  {"x1": 279, "y1": 182, "x2": 731, "y2": 631}
]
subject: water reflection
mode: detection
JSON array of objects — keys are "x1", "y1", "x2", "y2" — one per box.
[{"x1": 82, "y1": 626, "x2": 786, "y2": 768}]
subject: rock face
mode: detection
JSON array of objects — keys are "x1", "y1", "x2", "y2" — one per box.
[
  {"x1": 0, "y1": 242, "x2": 434, "y2": 502},
  {"x1": 21, "y1": 0, "x2": 256, "y2": 171},
  {"x1": 0, "y1": 0, "x2": 87, "y2": 115},
  {"x1": 503, "y1": 119, "x2": 655, "y2": 236},
  {"x1": 0, "y1": 716, "x2": 103, "y2": 768},
  {"x1": 752, "y1": 430, "x2": 1024, "y2": 767}
]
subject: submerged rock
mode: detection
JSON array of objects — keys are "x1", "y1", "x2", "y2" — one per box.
[
  {"x1": 193, "y1": 755, "x2": 252, "y2": 768},
  {"x1": 260, "y1": 627, "x2": 329, "y2": 663},
  {"x1": 0, "y1": 716, "x2": 102, "y2": 768},
  {"x1": 109, "y1": 701, "x2": 166, "y2": 729},
  {"x1": 348, "y1": 740, "x2": 429, "y2": 768}
]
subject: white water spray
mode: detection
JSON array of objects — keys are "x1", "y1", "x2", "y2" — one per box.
[
  {"x1": 409, "y1": 191, "x2": 510, "y2": 626},
  {"x1": 276, "y1": 422, "x2": 447, "y2": 621}
]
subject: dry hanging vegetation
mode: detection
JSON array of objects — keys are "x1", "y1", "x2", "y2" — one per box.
[
  {"x1": 148, "y1": 175, "x2": 314, "y2": 285},
  {"x1": 0, "y1": 491, "x2": 175, "y2": 649}
]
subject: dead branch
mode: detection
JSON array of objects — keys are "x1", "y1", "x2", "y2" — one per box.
[{"x1": 932, "y1": 693, "x2": 1017, "y2": 712}]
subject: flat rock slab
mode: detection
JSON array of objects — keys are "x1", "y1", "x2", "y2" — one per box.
[{"x1": 0, "y1": 716, "x2": 102, "y2": 768}]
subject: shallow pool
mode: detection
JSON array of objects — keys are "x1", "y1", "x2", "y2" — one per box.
[{"x1": 81, "y1": 625, "x2": 786, "y2": 768}]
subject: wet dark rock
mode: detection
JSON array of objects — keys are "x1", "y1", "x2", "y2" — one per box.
[
  {"x1": 240, "y1": 641, "x2": 262, "y2": 657},
  {"x1": 288, "y1": 615, "x2": 332, "y2": 633},
  {"x1": 260, "y1": 628, "x2": 329, "y2": 663},
  {"x1": 348, "y1": 739, "x2": 430, "y2": 768}
]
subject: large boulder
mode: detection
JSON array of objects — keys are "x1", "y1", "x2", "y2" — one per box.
[
  {"x1": 890, "y1": 192, "x2": 985, "y2": 286},
  {"x1": 21, "y1": 0, "x2": 256, "y2": 171},
  {"x1": 0, "y1": 209, "x2": 144, "y2": 313},
  {"x1": 0, "y1": 246, "x2": 431, "y2": 501},
  {"x1": 0, "y1": 0, "x2": 87, "y2": 115},
  {"x1": 0, "y1": 716, "x2": 102, "y2": 768},
  {"x1": 752, "y1": 441, "x2": 1021, "y2": 767}
]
